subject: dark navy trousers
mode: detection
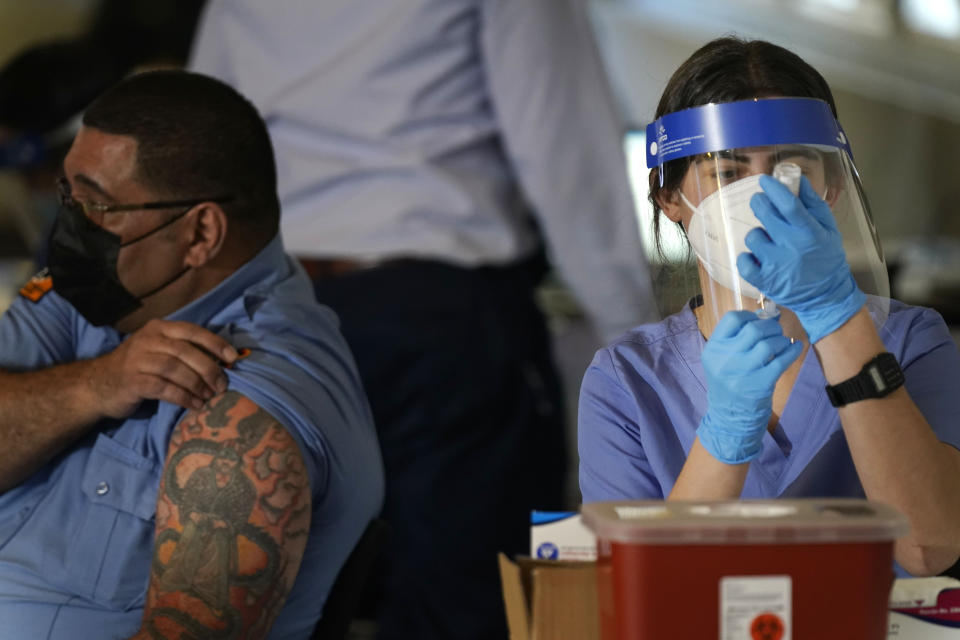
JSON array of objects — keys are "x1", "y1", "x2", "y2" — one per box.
[{"x1": 312, "y1": 255, "x2": 567, "y2": 640}]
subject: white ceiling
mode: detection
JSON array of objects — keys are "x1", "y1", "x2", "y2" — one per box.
[{"x1": 596, "y1": 0, "x2": 960, "y2": 125}]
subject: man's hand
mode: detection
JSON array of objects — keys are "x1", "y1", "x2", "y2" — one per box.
[
  {"x1": 90, "y1": 319, "x2": 238, "y2": 418},
  {"x1": 0, "y1": 320, "x2": 237, "y2": 494}
]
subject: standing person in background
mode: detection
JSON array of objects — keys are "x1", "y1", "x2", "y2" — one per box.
[{"x1": 190, "y1": 1, "x2": 657, "y2": 637}]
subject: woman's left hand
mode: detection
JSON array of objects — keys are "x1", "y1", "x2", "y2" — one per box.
[
  {"x1": 697, "y1": 311, "x2": 804, "y2": 465},
  {"x1": 736, "y1": 174, "x2": 865, "y2": 343}
]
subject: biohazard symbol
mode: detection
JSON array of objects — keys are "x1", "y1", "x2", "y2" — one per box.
[{"x1": 750, "y1": 612, "x2": 784, "y2": 640}]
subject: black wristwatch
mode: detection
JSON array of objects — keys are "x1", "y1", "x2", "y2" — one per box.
[{"x1": 825, "y1": 352, "x2": 905, "y2": 407}]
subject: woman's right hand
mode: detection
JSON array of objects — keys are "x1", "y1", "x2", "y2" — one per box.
[{"x1": 697, "y1": 311, "x2": 803, "y2": 464}]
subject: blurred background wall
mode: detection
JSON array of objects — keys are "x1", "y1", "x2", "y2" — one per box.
[{"x1": 0, "y1": 0, "x2": 90, "y2": 67}]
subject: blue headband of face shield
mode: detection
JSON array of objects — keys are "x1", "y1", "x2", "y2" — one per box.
[{"x1": 644, "y1": 98, "x2": 853, "y2": 178}]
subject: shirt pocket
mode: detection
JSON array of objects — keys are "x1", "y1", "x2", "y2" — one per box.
[{"x1": 46, "y1": 433, "x2": 161, "y2": 610}]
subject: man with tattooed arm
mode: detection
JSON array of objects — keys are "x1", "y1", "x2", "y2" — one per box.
[{"x1": 0, "y1": 71, "x2": 384, "y2": 639}]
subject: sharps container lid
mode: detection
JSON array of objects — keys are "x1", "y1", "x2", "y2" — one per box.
[{"x1": 581, "y1": 499, "x2": 909, "y2": 545}]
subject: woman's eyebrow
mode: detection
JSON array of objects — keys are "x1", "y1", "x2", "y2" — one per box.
[
  {"x1": 778, "y1": 147, "x2": 820, "y2": 160},
  {"x1": 694, "y1": 151, "x2": 751, "y2": 163}
]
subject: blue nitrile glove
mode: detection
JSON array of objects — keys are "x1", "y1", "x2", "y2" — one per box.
[
  {"x1": 736, "y1": 174, "x2": 867, "y2": 344},
  {"x1": 697, "y1": 311, "x2": 804, "y2": 465}
]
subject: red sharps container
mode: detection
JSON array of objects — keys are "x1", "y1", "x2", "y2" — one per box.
[{"x1": 581, "y1": 499, "x2": 908, "y2": 640}]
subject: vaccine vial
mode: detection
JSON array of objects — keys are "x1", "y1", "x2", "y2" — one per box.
[{"x1": 773, "y1": 162, "x2": 802, "y2": 196}]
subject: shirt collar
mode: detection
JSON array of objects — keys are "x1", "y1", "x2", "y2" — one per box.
[{"x1": 166, "y1": 234, "x2": 290, "y2": 327}]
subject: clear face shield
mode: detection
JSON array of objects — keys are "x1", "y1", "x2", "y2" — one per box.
[{"x1": 646, "y1": 98, "x2": 888, "y2": 340}]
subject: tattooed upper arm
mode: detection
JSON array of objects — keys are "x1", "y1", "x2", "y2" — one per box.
[{"x1": 135, "y1": 391, "x2": 312, "y2": 640}]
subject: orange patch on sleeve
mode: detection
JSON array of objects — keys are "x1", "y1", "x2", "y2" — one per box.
[
  {"x1": 223, "y1": 347, "x2": 251, "y2": 369},
  {"x1": 19, "y1": 273, "x2": 53, "y2": 303}
]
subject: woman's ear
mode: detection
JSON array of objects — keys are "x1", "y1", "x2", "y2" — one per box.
[
  {"x1": 183, "y1": 202, "x2": 228, "y2": 268},
  {"x1": 823, "y1": 184, "x2": 843, "y2": 208},
  {"x1": 657, "y1": 189, "x2": 685, "y2": 223}
]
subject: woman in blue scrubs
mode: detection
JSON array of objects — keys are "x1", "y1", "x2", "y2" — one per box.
[{"x1": 578, "y1": 37, "x2": 960, "y2": 576}]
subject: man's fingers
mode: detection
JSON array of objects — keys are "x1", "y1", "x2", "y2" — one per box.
[
  {"x1": 166, "y1": 340, "x2": 228, "y2": 394},
  {"x1": 138, "y1": 354, "x2": 218, "y2": 402},
  {"x1": 151, "y1": 320, "x2": 238, "y2": 364},
  {"x1": 139, "y1": 333, "x2": 229, "y2": 395},
  {"x1": 133, "y1": 373, "x2": 206, "y2": 411}
]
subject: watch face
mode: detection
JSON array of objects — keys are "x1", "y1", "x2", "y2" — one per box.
[
  {"x1": 874, "y1": 352, "x2": 905, "y2": 394},
  {"x1": 826, "y1": 352, "x2": 904, "y2": 407},
  {"x1": 867, "y1": 365, "x2": 887, "y2": 392}
]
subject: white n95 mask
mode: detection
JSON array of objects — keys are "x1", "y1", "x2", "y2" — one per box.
[{"x1": 681, "y1": 173, "x2": 765, "y2": 300}]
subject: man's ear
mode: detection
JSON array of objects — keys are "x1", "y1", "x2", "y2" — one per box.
[
  {"x1": 657, "y1": 189, "x2": 685, "y2": 224},
  {"x1": 183, "y1": 202, "x2": 228, "y2": 268}
]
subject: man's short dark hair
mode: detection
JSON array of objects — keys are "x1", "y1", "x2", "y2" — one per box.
[{"x1": 83, "y1": 70, "x2": 280, "y2": 238}]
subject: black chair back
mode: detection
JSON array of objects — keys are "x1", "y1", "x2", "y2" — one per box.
[{"x1": 311, "y1": 518, "x2": 390, "y2": 640}]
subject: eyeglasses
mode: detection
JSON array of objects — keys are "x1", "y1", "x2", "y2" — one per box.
[{"x1": 57, "y1": 177, "x2": 235, "y2": 218}]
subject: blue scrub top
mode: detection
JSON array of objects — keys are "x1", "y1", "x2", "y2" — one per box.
[
  {"x1": 579, "y1": 297, "x2": 960, "y2": 505},
  {"x1": 0, "y1": 235, "x2": 384, "y2": 639}
]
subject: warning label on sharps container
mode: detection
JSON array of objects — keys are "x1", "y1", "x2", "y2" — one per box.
[{"x1": 720, "y1": 575, "x2": 791, "y2": 640}]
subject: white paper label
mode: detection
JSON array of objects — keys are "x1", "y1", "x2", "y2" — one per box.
[
  {"x1": 721, "y1": 576, "x2": 792, "y2": 640},
  {"x1": 888, "y1": 611, "x2": 960, "y2": 639}
]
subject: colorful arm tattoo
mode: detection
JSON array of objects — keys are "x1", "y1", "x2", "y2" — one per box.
[{"x1": 131, "y1": 391, "x2": 311, "y2": 640}]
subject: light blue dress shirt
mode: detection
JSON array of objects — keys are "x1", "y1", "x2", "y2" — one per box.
[
  {"x1": 578, "y1": 298, "x2": 960, "y2": 505},
  {"x1": 189, "y1": 0, "x2": 657, "y2": 340},
  {"x1": 0, "y1": 236, "x2": 384, "y2": 639}
]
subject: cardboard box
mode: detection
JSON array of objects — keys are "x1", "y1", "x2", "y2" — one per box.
[
  {"x1": 530, "y1": 511, "x2": 597, "y2": 561},
  {"x1": 889, "y1": 577, "x2": 960, "y2": 638},
  {"x1": 498, "y1": 553, "x2": 600, "y2": 640}
]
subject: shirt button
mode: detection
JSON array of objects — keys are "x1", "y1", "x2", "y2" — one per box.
[{"x1": 95, "y1": 481, "x2": 110, "y2": 496}]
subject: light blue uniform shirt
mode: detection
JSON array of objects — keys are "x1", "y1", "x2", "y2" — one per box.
[
  {"x1": 0, "y1": 236, "x2": 384, "y2": 639},
  {"x1": 189, "y1": 0, "x2": 657, "y2": 340},
  {"x1": 579, "y1": 298, "x2": 960, "y2": 504}
]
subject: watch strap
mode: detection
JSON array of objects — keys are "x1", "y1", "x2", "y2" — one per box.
[{"x1": 825, "y1": 352, "x2": 904, "y2": 407}]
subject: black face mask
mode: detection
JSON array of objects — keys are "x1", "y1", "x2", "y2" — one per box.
[{"x1": 47, "y1": 202, "x2": 190, "y2": 327}]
